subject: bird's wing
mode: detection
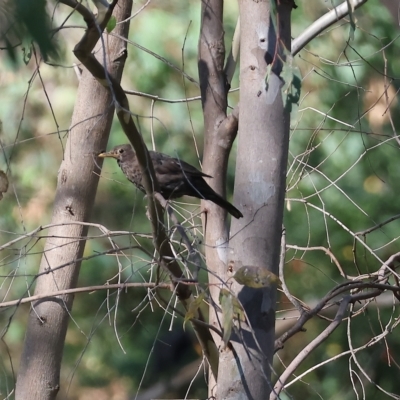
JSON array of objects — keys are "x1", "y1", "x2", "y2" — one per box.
[{"x1": 150, "y1": 151, "x2": 212, "y2": 178}]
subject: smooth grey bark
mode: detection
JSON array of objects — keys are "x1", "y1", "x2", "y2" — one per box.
[
  {"x1": 15, "y1": 2, "x2": 132, "y2": 398},
  {"x1": 217, "y1": 1, "x2": 293, "y2": 399},
  {"x1": 198, "y1": 0, "x2": 238, "y2": 391}
]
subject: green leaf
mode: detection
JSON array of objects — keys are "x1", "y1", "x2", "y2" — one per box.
[
  {"x1": 233, "y1": 266, "x2": 281, "y2": 288},
  {"x1": 219, "y1": 289, "x2": 245, "y2": 348},
  {"x1": 281, "y1": 55, "x2": 302, "y2": 113},
  {"x1": 106, "y1": 16, "x2": 117, "y2": 33},
  {"x1": 13, "y1": 0, "x2": 59, "y2": 62},
  {"x1": 219, "y1": 289, "x2": 234, "y2": 348},
  {"x1": 231, "y1": 294, "x2": 245, "y2": 322}
]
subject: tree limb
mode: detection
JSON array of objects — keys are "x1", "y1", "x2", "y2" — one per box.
[{"x1": 292, "y1": 0, "x2": 368, "y2": 56}]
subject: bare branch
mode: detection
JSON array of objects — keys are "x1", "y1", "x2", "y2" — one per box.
[
  {"x1": 291, "y1": 0, "x2": 369, "y2": 56},
  {"x1": 0, "y1": 282, "x2": 173, "y2": 309},
  {"x1": 271, "y1": 296, "x2": 352, "y2": 399}
]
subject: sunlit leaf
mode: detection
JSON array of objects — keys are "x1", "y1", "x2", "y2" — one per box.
[
  {"x1": 219, "y1": 289, "x2": 234, "y2": 348},
  {"x1": 231, "y1": 294, "x2": 245, "y2": 322}
]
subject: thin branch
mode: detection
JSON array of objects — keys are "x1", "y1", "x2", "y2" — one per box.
[
  {"x1": 279, "y1": 228, "x2": 305, "y2": 315},
  {"x1": 154, "y1": 193, "x2": 203, "y2": 280},
  {"x1": 124, "y1": 87, "x2": 239, "y2": 103},
  {"x1": 271, "y1": 296, "x2": 351, "y2": 399},
  {"x1": 291, "y1": 0, "x2": 369, "y2": 56},
  {"x1": 355, "y1": 213, "x2": 400, "y2": 236},
  {"x1": 0, "y1": 282, "x2": 175, "y2": 309},
  {"x1": 286, "y1": 244, "x2": 347, "y2": 278},
  {"x1": 125, "y1": 90, "x2": 203, "y2": 103},
  {"x1": 292, "y1": 199, "x2": 386, "y2": 268},
  {"x1": 112, "y1": 33, "x2": 200, "y2": 86},
  {"x1": 285, "y1": 308, "x2": 400, "y2": 388},
  {"x1": 275, "y1": 253, "x2": 400, "y2": 352}
]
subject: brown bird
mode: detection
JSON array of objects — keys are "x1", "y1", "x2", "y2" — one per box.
[{"x1": 98, "y1": 144, "x2": 243, "y2": 219}]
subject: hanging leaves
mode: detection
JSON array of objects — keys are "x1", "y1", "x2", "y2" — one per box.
[
  {"x1": 219, "y1": 289, "x2": 245, "y2": 348},
  {"x1": 280, "y1": 54, "x2": 301, "y2": 113},
  {"x1": 219, "y1": 289, "x2": 234, "y2": 348}
]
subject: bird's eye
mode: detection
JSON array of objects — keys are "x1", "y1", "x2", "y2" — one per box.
[{"x1": 119, "y1": 148, "x2": 124, "y2": 154}]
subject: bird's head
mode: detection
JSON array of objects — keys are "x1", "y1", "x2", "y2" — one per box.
[{"x1": 98, "y1": 144, "x2": 134, "y2": 162}]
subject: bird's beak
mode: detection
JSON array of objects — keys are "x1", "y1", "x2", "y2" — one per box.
[{"x1": 98, "y1": 150, "x2": 118, "y2": 159}]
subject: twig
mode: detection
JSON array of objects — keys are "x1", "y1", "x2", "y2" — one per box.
[
  {"x1": 271, "y1": 296, "x2": 352, "y2": 399},
  {"x1": 286, "y1": 244, "x2": 346, "y2": 278},
  {"x1": 279, "y1": 228, "x2": 305, "y2": 314},
  {"x1": 291, "y1": 0, "x2": 368, "y2": 56},
  {"x1": 0, "y1": 282, "x2": 176, "y2": 309},
  {"x1": 154, "y1": 193, "x2": 203, "y2": 280},
  {"x1": 355, "y1": 213, "x2": 400, "y2": 236}
]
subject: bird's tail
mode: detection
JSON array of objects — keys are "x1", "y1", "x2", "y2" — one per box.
[
  {"x1": 186, "y1": 177, "x2": 243, "y2": 218},
  {"x1": 204, "y1": 191, "x2": 243, "y2": 219}
]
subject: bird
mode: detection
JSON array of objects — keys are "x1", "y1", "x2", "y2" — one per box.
[{"x1": 98, "y1": 144, "x2": 243, "y2": 219}]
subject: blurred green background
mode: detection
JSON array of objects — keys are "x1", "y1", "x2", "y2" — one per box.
[{"x1": 1, "y1": 0, "x2": 400, "y2": 398}]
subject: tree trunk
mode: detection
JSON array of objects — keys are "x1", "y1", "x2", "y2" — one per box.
[
  {"x1": 15, "y1": 2, "x2": 132, "y2": 398},
  {"x1": 198, "y1": 0, "x2": 236, "y2": 392},
  {"x1": 217, "y1": 1, "x2": 293, "y2": 399}
]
